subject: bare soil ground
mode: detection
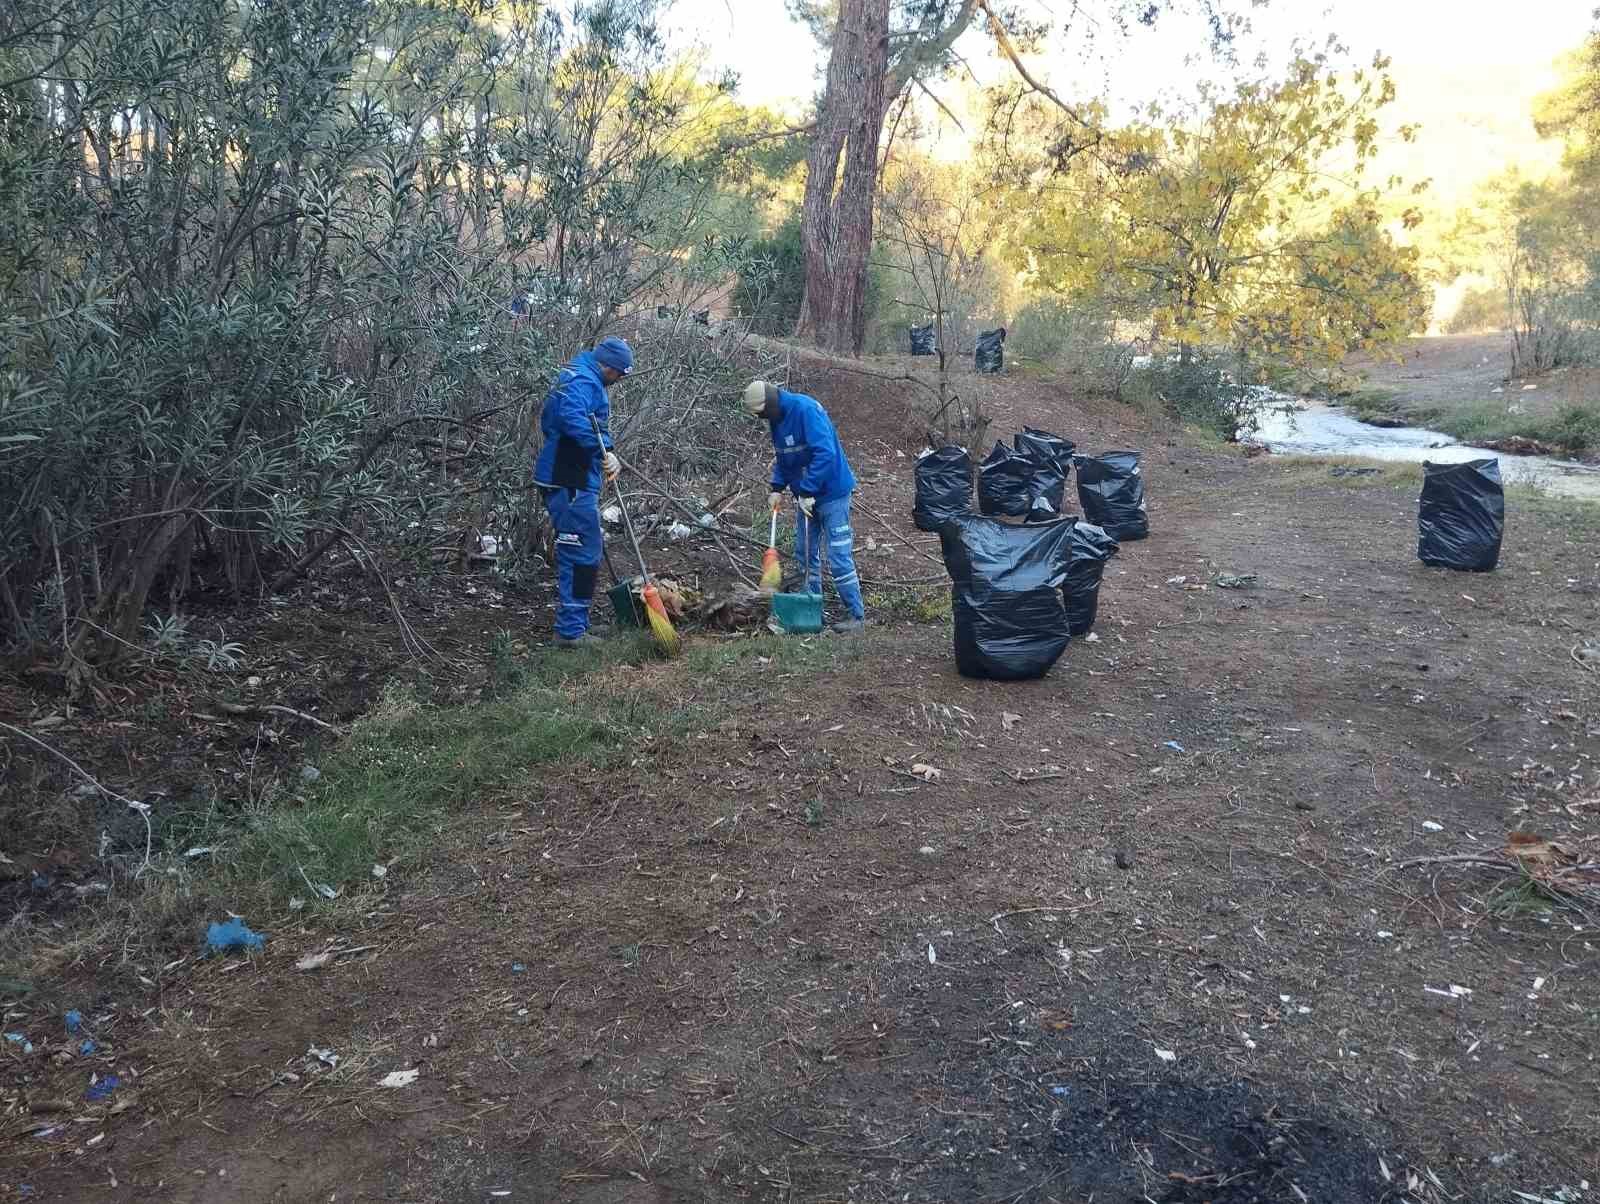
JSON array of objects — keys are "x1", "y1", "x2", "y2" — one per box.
[
  {"x1": 4, "y1": 355, "x2": 1600, "y2": 1203},
  {"x1": 1348, "y1": 333, "x2": 1600, "y2": 415}
]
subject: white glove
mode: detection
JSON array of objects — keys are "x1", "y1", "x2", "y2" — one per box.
[
  {"x1": 797, "y1": 496, "x2": 815, "y2": 519},
  {"x1": 768, "y1": 490, "x2": 784, "y2": 512},
  {"x1": 602, "y1": 451, "x2": 621, "y2": 482}
]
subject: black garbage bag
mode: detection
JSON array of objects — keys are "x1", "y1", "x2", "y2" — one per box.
[
  {"x1": 909, "y1": 323, "x2": 936, "y2": 356},
  {"x1": 1418, "y1": 459, "x2": 1503, "y2": 572},
  {"x1": 1014, "y1": 426, "x2": 1076, "y2": 468},
  {"x1": 914, "y1": 446, "x2": 973, "y2": 532},
  {"x1": 978, "y1": 442, "x2": 1033, "y2": 518},
  {"x1": 975, "y1": 327, "x2": 1006, "y2": 373},
  {"x1": 1061, "y1": 521, "x2": 1120, "y2": 635},
  {"x1": 1013, "y1": 427, "x2": 1074, "y2": 523},
  {"x1": 1075, "y1": 450, "x2": 1149, "y2": 541},
  {"x1": 939, "y1": 516, "x2": 1075, "y2": 681}
]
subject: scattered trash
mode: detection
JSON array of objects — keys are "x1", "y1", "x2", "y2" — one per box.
[
  {"x1": 1423, "y1": 983, "x2": 1473, "y2": 999},
  {"x1": 84, "y1": 1074, "x2": 120, "y2": 1102},
  {"x1": 184, "y1": 846, "x2": 216, "y2": 858},
  {"x1": 1166, "y1": 575, "x2": 1188, "y2": 586},
  {"x1": 1376, "y1": 930, "x2": 1394, "y2": 940},
  {"x1": 64, "y1": 1010, "x2": 82, "y2": 1033},
  {"x1": 5, "y1": 1032, "x2": 33, "y2": 1054},
  {"x1": 295, "y1": 950, "x2": 336, "y2": 972},
  {"x1": 1001, "y1": 712, "x2": 1022, "y2": 732},
  {"x1": 511, "y1": 962, "x2": 527, "y2": 974},
  {"x1": 379, "y1": 1069, "x2": 419, "y2": 1088},
  {"x1": 79, "y1": 1039, "x2": 96, "y2": 1055},
  {"x1": 927, "y1": 943, "x2": 937, "y2": 965},
  {"x1": 913, "y1": 446, "x2": 973, "y2": 531},
  {"x1": 1421, "y1": 820, "x2": 1444, "y2": 832},
  {"x1": 297, "y1": 865, "x2": 339, "y2": 900},
  {"x1": 696, "y1": 512, "x2": 718, "y2": 528},
  {"x1": 1163, "y1": 741, "x2": 1185, "y2": 753},
  {"x1": 1532, "y1": 976, "x2": 1545, "y2": 992},
  {"x1": 909, "y1": 764, "x2": 942, "y2": 783},
  {"x1": 1050, "y1": 1085, "x2": 1071, "y2": 1097},
  {"x1": 205, "y1": 918, "x2": 265, "y2": 953},
  {"x1": 307, "y1": 1046, "x2": 340, "y2": 1069},
  {"x1": 918, "y1": 845, "x2": 937, "y2": 856},
  {"x1": 288, "y1": 896, "x2": 306, "y2": 911},
  {"x1": 1213, "y1": 573, "x2": 1257, "y2": 589},
  {"x1": 1329, "y1": 465, "x2": 1380, "y2": 478},
  {"x1": 601, "y1": 504, "x2": 622, "y2": 526},
  {"x1": 371, "y1": 863, "x2": 388, "y2": 879},
  {"x1": 666, "y1": 520, "x2": 694, "y2": 541},
  {"x1": 1418, "y1": 459, "x2": 1503, "y2": 573},
  {"x1": 1154, "y1": 1047, "x2": 1177, "y2": 1063},
  {"x1": 299, "y1": 764, "x2": 321, "y2": 784}
]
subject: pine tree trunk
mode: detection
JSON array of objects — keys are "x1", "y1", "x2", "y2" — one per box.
[{"x1": 797, "y1": 0, "x2": 891, "y2": 356}]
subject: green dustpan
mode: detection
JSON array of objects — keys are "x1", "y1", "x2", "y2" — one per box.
[
  {"x1": 607, "y1": 580, "x2": 642, "y2": 628},
  {"x1": 771, "y1": 507, "x2": 824, "y2": 634}
]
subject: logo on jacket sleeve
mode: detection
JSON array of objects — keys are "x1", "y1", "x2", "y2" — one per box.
[{"x1": 785, "y1": 435, "x2": 795, "y2": 446}]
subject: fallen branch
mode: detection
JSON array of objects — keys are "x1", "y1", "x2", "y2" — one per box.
[
  {"x1": 850, "y1": 496, "x2": 945, "y2": 568},
  {"x1": 209, "y1": 701, "x2": 345, "y2": 735}
]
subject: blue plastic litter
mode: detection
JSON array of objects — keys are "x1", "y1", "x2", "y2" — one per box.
[
  {"x1": 30, "y1": 872, "x2": 50, "y2": 891},
  {"x1": 64, "y1": 1010, "x2": 83, "y2": 1033},
  {"x1": 1050, "y1": 1085, "x2": 1071, "y2": 1097},
  {"x1": 5, "y1": 1032, "x2": 33, "y2": 1054},
  {"x1": 1163, "y1": 741, "x2": 1185, "y2": 753},
  {"x1": 511, "y1": 963, "x2": 526, "y2": 974},
  {"x1": 84, "y1": 1074, "x2": 120, "y2": 1102},
  {"x1": 79, "y1": 1039, "x2": 97, "y2": 1055},
  {"x1": 205, "y1": 918, "x2": 265, "y2": 953}
]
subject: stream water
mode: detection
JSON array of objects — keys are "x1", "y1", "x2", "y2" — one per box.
[{"x1": 1247, "y1": 398, "x2": 1600, "y2": 502}]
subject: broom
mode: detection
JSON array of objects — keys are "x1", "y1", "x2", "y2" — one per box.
[
  {"x1": 759, "y1": 505, "x2": 782, "y2": 593},
  {"x1": 592, "y1": 416, "x2": 680, "y2": 656}
]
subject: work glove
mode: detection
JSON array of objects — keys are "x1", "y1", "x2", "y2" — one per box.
[
  {"x1": 602, "y1": 451, "x2": 621, "y2": 483},
  {"x1": 768, "y1": 490, "x2": 784, "y2": 512},
  {"x1": 797, "y1": 496, "x2": 815, "y2": 519}
]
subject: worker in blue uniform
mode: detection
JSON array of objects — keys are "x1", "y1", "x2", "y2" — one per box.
[
  {"x1": 743, "y1": 379, "x2": 866, "y2": 633},
  {"x1": 533, "y1": 337, "x2": 633, "y2": 646}
]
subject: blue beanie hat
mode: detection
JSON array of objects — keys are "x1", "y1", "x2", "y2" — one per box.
[{"x1": 593, "y1": 336, "x2": 634, "y2": 376}]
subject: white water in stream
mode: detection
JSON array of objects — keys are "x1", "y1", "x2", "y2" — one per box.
[{"x1": 1247, "y1": 398, "x2": 1600, "y2": 502}]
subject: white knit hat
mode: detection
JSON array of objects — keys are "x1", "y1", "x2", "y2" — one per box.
[{"x1": 742, "y1": 380, "x2": 771, "y2": 417}]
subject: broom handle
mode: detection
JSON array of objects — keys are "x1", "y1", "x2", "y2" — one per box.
[{"x1": 591, "y1": 414, "x2": 652, "y2": 582}]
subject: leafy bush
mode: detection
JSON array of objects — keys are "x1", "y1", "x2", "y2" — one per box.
[
  {"x1": 1122, "y1": 351, "x2": 1271, "y2": 441},
  {"x1": 1445, "y1": 285, "x2": 1510, "y2": 333},
  {"x1": 1008, "y1": 297, "x2": 1136, "y2": 395}
]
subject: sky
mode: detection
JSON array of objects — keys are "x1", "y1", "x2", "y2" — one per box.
[{"x1": 669, "y1": 0, "x2": 1594, "y2": 118}]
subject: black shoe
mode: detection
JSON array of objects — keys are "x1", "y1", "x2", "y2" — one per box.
[{"x1": 554, "y1": 632, "x2": 604, "y2": 649}]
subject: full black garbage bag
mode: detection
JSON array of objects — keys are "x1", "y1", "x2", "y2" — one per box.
[
  {"x1": 1075, "y1": 451, "x2": 1148, "y2": 541},
  {"x1": 1013, "y1": 427, "x2": 1074, "y2": 522},
  {"x1": 1418, "y1": 459, "x2": 1503, "y2": 572},
  {"x1": 913, "y1": 446, "x2": 973, "y2": 532},
  {"x1": 978, "y1": 442, "x2": 1033, "y2": 518},
  {"x1": 909, "y1": 323, "x2": 936, "y2": 356},
  {"x1": 975, "y1": 327, "x2": 1006, "y2": 373},
  {"x1": 939, "y1": 516, "x2": 1075, "y2": 681},
  {"x1": 1061, "y1": 521, "x2": 1120, "y2": 635}
]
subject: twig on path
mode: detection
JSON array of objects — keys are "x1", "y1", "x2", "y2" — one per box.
[
  {"x1": 850, "y1": 496, "x2": 945, "y2": 568},
  {"x1": 209, "y1": 701, "x2": 345, "y2": 734},
  {"x1": 989, "y1": 905, "x2": 1085, "y2": 934}
]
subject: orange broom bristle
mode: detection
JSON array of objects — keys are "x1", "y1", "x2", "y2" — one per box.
[
  {"x1": 641, "y1": 583, "x2": 681, "y2": 656},
  {"x1": 759, "y1": 547, "x2": 781, "y2": 592}
]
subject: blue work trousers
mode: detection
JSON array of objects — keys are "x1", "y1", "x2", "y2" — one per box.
[
  {"x1": 797, "y1": 493, "x2": 866, "y2": 621},
  {"x1": 543, "y1": 487, "x2": 602, "y2": 638}
]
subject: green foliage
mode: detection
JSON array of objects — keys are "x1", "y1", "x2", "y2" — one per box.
[
  {"x1": 1445, "y1": 285, "x2": 1510, "y2": 334},
  {"x1": 733, "y1": 213, "x2": 807, "y2": 334},
  {"x1": 1122, "y1": 352, "x2": 1276, "y2": 442},
  {"x1": 1002, "y1": 53, "x2": 1430, "y2": 367},
  {"x1": 0, "y1": 0, "x2": 777, "y2": 673},
  {"x1": 1007, "y1": 297, "x2": 1134, "y2": 395}
]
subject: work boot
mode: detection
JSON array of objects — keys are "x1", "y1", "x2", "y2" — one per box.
[
  {"x1": 554, "y1": 632, "x2": 604, "y2": 650},
  {"x1": 830, "y1": 618, "x2": 866, "y2": 635}
]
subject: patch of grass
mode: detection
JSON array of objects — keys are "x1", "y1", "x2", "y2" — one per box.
[
  {"x1": 233, "y1": 664, "x2": 690, "y2": 902},
  {"x1": 1273, "y1": 455, "x2": 1424, "y2": 489},
  {"x1": 866, "y1": 586, "x2": 951, "y2": 624},
  {"x1": 684, "y1": 632, "x2": 856, "y2": 677},
  {"x1": 1342, "y1": 387, "x2": 1407, "y2": 424}
]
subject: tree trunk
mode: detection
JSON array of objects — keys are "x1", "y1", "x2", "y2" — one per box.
[{"x1": 797, "y1": 0, "x2": 891, "y2": 355}]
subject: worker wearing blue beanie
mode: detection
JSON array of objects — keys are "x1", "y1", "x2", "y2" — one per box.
[{"x1": 533, "y1": 337, "x2": 634, "y2": 647}]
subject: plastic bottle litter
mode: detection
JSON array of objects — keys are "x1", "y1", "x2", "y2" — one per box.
[
  {"x1": 205, "y1": 918, "x2": 265, "y2": 953},
  {"x1": 64, "y1": 1010, "x2": 83, "y2": 1033},
  {"x1": 1163, "y1": 741, "x2": 1185, "y2": 753},
  {"x1": 5, "y1": 1032, "x2": 33, "y2": 1054}
]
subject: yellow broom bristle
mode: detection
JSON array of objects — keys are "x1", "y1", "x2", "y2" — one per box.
[
  {"x1": 642, "y1": 584, "x2": 681, "y2": 656},
  {"x1": 759, "y1": 548, "x2": 781, "y2": 592}
]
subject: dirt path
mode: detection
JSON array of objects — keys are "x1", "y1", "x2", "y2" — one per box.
[
  {"x1": 6, "y1": 366, "x2": 1599, "y2": 1203},
  {"x1": 1348, "y1": 333, "x2": 1599, "y2": 414}
]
